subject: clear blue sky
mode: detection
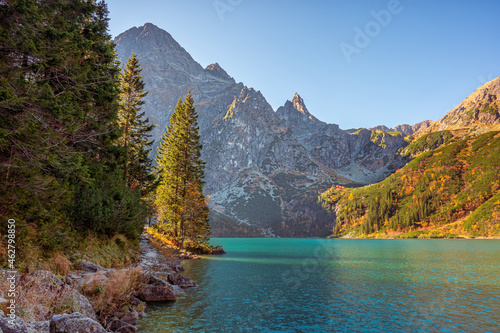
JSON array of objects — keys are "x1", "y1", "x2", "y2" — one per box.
[{"x1": 106, "y1": 0, "x2": 500, "y2": 129}]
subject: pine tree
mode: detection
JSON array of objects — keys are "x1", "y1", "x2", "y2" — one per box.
[
  {"x1": 118, "y1": 53, "x2": 155, "y2": 194},
  {"x1": 155, "y1": 92, "x2": 210, "y2": 251},
  {"x1": 0, "y1": 0, "x2": 149, "y2": 258}
]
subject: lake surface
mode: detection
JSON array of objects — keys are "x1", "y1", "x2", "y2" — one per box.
[{"x1": 137, "y1": 239, "x2": 500, "y2": 332}]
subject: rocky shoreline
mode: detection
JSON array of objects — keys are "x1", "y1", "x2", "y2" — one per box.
[{"x1": 0, "y1": 234, "x2": 202, "y2": 333}]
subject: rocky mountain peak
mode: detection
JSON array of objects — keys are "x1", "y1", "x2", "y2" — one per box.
[
  {"x1": 292, "y1": 93, "x2": 308, "y2": 114},
  {"x1": 276, "y1": 93, "x2": 325, "y2": 138},
  {"x1": 115, "y1": 23, "x2": 203, "y2": 76},
  {"x1": 205, "y1": 63, "x2": 233, "y2": 81}
]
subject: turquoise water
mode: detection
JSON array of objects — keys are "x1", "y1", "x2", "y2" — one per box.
[{"x1": 137, "y1": 239, "x2": 500, "y2": 332}]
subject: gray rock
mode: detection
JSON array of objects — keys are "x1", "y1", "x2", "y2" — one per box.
[
  {"x1": 169, "y1": 262, "x2": 184, "y2": 272},
  {"x1": 23, "y1": 270, "x2": 65, "y2": 288},
  {"x1": 0, "y1": 315, "x2": 28, "y2": 333},
  {"x1": 49, "y1": 312, "x2": 106, "y2": 333},
  {"x1": 138, "y1": 275, "x2": 176, "y2": 302},
  {"x1": 210, "y1": 247, "x2": 226, "y2": 255},
  {"x1": 107, "y1": 318, "x2": 137, "y2": 333},
  {"x1": 167, "y1": 273, "x2": 196, "y2": 288},
  {"x1": 119, "y1": 311, "x2": 139, "y2": 326},
  {"x1": 70, "y1": 290, "x2": 97, "y2": 321},
  {"x1": 116, "y1": 325, "x2": 137, "y2": 333},
  {"x1": 26, "y1": 320, "x2": 50, "y2": 333},
  {"x1": 77, "y1": 260, "x2": 109, "y2": 273},
  {"x1": 172, "y1": 285, "x2": 185, "y2": 296}
]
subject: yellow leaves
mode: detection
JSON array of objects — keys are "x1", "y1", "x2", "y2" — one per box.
[
  {"x1": 472, "y1": 224, "x2": 479, "y2": 231},
  {"x1": 348, "y1": 193, "x2": 354, "y2": 201}
]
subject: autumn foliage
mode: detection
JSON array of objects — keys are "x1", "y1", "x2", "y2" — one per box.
[{"x1": 320, "y1": 131, "x2": 500, "y2": 238}]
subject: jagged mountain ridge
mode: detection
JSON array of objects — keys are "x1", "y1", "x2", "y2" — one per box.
[
  {"x1": 114, "y1": 23, "x2": 409, "y2": 236},
  {"x1": 369, "y1": 120, "x2": 434, "y2": 136}
]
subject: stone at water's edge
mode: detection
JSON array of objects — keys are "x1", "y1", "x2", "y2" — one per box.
[
  {"x1": 138, "y1": 275, "x2": 176, "y2": 302},
  {"x1": 107, "y1": 318, "x2": 137, "y2": 333},
  {"x1": 172, "y1": 284, "x2": 185, "y2": 296},
  {"x1": 210, "y1": 247, "x2": 226, "y2": 255},
  {"x1": 168, "y1": 273, "x2": 197, "y2": 288},
  {"x1": 119, "y1": 311, "x2": 140, "y2": 326}
]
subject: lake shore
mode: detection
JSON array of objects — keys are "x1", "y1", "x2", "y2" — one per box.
[{"x1": 0, "y1": 233, "x2": 202, "y2": 333}]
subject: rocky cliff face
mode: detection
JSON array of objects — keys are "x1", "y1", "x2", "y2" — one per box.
[
  {"x1": 114, "y1": 23, "x2": 409, "y2": 236},
  {"x1": 427, "y1": 76, "x2": 500, "y2": 134}
]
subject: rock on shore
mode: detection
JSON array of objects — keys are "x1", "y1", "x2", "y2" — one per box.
[{"x1": 0, "y1": 233, "x2": 202, "y2": 333}]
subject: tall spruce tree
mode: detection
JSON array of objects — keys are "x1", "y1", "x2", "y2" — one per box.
[
  {"x1": 0, "y1": 0, "x2": 148, "y2": 261},
  {"x1": 118, "y1": 53, "x2": 155, "y2": 194},
  {"x1": 155, "y1": 92, "x2": 210, "y2": 251}
]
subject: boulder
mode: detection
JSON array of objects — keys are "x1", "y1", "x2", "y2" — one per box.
[
  {"x1": 172, "y1": 285, "x2": 185, "y2": 296},
  {"x1": 167, "y1": 273, "x2": 197, "y2": 288},
  {"x1": 168, "y1": 262, "x2": 185, "y2": 272},
  {"x1": 49, "y1": 312, "x2": 106, "y2": 333},
  {"x1": 0, "y1": 315, "x2": 29, "y2": 333},
  {"x1": 23, "y1": 270, "x2": 65, "y2": 288},
  {"x1": 26, "y1": 320, "x2": 49, "y2": 333},
  {"x1": 119, "y1": 311, "x2": 139, "y2": 326},
  {"x1": 138, "y1": 275, "x2": 176, "y2": 302},
  {"x1": 210, "y1": 247, "x2": 226, "y2": 255},
  {"x1": 129, "y1": 297, "x2": 146, "y2": 317},
  {"x1": 107, "y1": 318, "x2": 137, "y2": 333},
  {"x1": 70, "y1": 290, "x2": 97, "y2": 321},
  {"x1": 76, "y1": 260, "x2": 110, "y2": 274}
]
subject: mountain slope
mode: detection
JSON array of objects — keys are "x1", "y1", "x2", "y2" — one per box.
[
  {"x1": 423, "y1": 76, "x2": 500, "y2": 135},
  {"x1": 319, "y1": 77, "x2": 500, "y2": 238},
  {"x1": 320, "y1": 132, "x2": 500, "y2": 238},
  {"x1": 114, "y1": 23, "x2": 409, "y2": 236}
]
